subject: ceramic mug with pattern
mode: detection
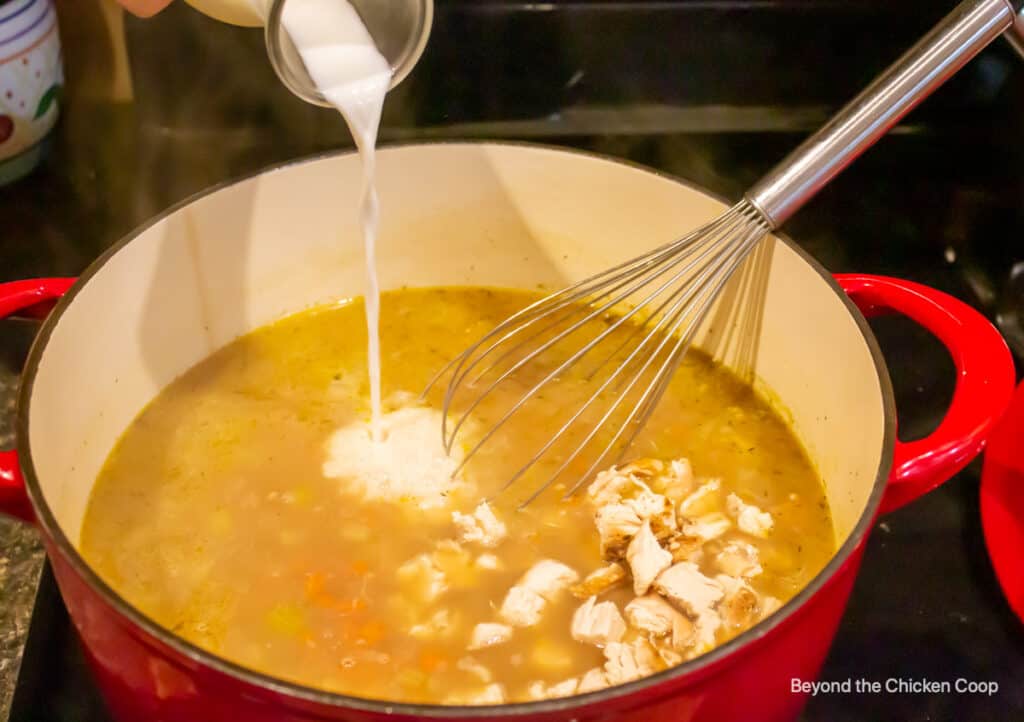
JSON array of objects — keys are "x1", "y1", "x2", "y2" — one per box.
[{"x1": 0, "y1": 0, "x2": 62, "y2": 185}]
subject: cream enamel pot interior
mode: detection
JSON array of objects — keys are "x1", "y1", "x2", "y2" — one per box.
[{"x1": 0, "y1": 143, "x2": 1016, "y2": 722}]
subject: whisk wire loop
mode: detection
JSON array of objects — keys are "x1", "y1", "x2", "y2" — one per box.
[
  {"x1": 431, "y1": 199, "x2": 770, "y2": 503},
  {"x1": 443, "y1": 207, "x2": 753, "y2": 467}
]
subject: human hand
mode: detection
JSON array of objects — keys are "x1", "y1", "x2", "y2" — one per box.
[{"x1": 117, "y1": 0, "x2": 174, "y2": 17}]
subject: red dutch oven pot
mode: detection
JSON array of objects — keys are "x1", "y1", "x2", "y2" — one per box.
[
  {"x1": 981, "y1": 380, "x2": 1024, "y2": 623},
  {"x1": 0, "y1": 144, "x2": 1016, "y2": 722}
]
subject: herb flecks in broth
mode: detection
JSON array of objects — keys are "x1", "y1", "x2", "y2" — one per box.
[{"x1": 79, "y1": 287, "x2": 834, "y2": 705}]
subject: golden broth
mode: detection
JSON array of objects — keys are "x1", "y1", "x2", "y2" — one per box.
[{"x1": 79, "y1": 287, "x2": 834, "y2": 704}]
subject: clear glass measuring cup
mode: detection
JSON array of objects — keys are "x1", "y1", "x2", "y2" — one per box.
[{"x1": 182, "y1": 0, "x2": 432, "y2": 106}]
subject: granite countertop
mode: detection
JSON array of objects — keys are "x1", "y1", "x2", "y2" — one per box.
[
  {"x1": 0, "y1": 521, "x2": 45, "y2": 721},
  {"x1": 0, "y1": 324, "x2": 46, "y2": 721},
  {"x1": 2, "y1": 1, "x2": 1024, "y2": 720}
]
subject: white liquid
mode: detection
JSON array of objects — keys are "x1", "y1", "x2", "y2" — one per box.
[
  {"x1": 282, "y1": 0, "x2": 392, "y2": 440},
  {"x1": 323, "y1": 406, "x2": 467, "y2": 509}
]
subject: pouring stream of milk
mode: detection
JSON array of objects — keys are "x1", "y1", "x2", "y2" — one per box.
[{"x1": 281, "y1": 0, "x2": 391, "y2": 440}]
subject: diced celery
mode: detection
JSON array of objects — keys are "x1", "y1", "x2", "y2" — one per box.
[{"x1": 266, "y1": 603, "x2": 304, "y2": 636}]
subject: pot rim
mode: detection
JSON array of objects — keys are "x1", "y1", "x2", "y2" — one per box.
[{"x1": 15, "y1": 140, "x2": 896, "y2": 716}]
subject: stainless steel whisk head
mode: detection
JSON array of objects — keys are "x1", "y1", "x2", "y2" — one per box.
[
  {"x1": 426, "y1": 0, "x2": 1023, "y2": 505},
  {"x1": 427, "y1": 202, "x2": 770, "y2": 506}
]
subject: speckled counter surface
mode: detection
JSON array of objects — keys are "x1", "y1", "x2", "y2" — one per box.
[
  {"x1": 0, "y1": 343, "x2": 47, "y2": 721},
  {"x1": 1, "y1": 1, "x2": 1023, "y2": 720},
  {"x1": 0, "y1": 519, "x2": 45, "y2": 721}
]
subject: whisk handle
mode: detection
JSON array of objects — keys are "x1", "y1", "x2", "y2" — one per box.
[{"x1": 746, "y1": 0, "x2": 1017, "y2": 229}]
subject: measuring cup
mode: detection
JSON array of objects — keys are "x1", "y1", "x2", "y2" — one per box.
[{"x1": 182, "y1": 0, "x2": 432, "y2": 106}]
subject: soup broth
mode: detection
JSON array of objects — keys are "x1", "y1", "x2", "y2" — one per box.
[{"x1": 80, "y1": 287, "x2": 835, "y2": 704}]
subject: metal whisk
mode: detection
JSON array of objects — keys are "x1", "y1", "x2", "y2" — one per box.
[{"x1": 427, "y1": 0, "x2": 1024, "y2": 505}]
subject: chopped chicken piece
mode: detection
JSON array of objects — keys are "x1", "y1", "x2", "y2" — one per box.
[
  {"x1": 623, "y1": 595, "x2": 695, "y2": 651},
  {"x1": 571, "y1": 596, "x2": 627, "y2": 646},
  {"x1": 580, "y1": 459, "x2": 778, "y2": 669},
  {"x1": 578, "y1": 667, "x2": 610, "y2": 694},
  {"x1": 668, "y1": 459, "x2": 689, "y2": 476},
  {"x1": 588, "y1": 466, "x2": 632, "y2": 506},
  {"x1": 453, "y1": 683, "x2": 506, "y2": 705},
  {"x1": 678, "y1": 479, "x2": 722, "y2": 517},
  {"x1": 475, "y1": 553, "x2": 502, "y2": 571},
  {"x1": 498, "y1": 586, "x2": 547, "y2": 628},
  {"x1": 624, "y1": 595, "x2": 683, "y2": 638},
  {"x1": 612, "y1": 458, "x2": 696, "y2": 504},
  {"x1": 658, "y1": 647, "x2": 684, "y2": 667},
  {"x1": 595, "y1": 503, "x2": 643, "y2": 560},
  {"x1": 520, "y1": 560, "x2": 579, "y2": 601},
  {"x1": 396, "y1": 553, "x2": 447, "y2": 602},
  {"x1": 715, "y1": 574, "x2": 746, "y2": 596},
  {"x1": 621, "y1": 458, "x2": 666, "y2": 481},
  {"x1": 626, "y1": 489, "x2": 678, "y2": 539},
  {"x1": 626, "y1": 521, "x2": 673, "y2": 595},
  {"x1": 527, "y1": 677, "x2": 579, "y2": 700},
  {"x1": 434, "y1": 538, "x2": 467, "y2": 555},
  {"x1": 626, "y1": 487, "x2": 669, "y2": 517},
  {"x1": 726, "y1": 493, "x2": 774, "y2": 538},
  {"x1": 456, "y1": 656, "x2": 493, "y2": 683},
  {"x1": 409, "y1": 609, "x2": 458, "y2": 640},
  {"x1": 717, "y1": 576, "x2": 760, "y2": 629},
  {"x1": 431, "y1": 540, "x2": 477, "y2": 589},
  {"x1": 479, "y1": 683, "x2": 507, "y2": 704},
  {"x1": 603, "y1": 639, "x2": 661, "y2": 685},
  {"x1": 716, "y1": 539, "x2": 763, "y2": 578},
  {"x1": 468, "y1": 622, "x2": 513, "y2": 650},
  {"x1": 646, "y1": 572, "x2": 721, "y2": 653},
  {"x1": 668, "y1": 533, "x2": 704, "y2": 563},
  {"x1": 571, "y1": 562, "x2": 627, "y2": 599},
  {"x1": 693, "y1": 612, "x2": 722, "y2": 652},
  {"x1": 761, "y1": 595, "x2": 783, "y2": 619},
  {"x1": 664, "y1": 459, "x2": 695, "y2": 501},
  {"x1": 671, "y1": 611, "x2": 696, "y2": 650},
  {"x1": 547, "y1": 677, "x2": 580, "y2": 698},
  {"x1": 499, "y1": 560, "x2": 577, "y2": 628},
  {"x1": 593, "y1": 458, "x2": 696, "y2": 507},
  {"x1": 452, "y1": 502, "x2": 508, "y2": 548},
  {"x1": 654, "y1": 562, "x2": 724, "y2": 618},
  {"x1": 681, "y1": 513, "x2": 731, "y2": 542},
  {"x1": 526, "y1": 681, "x2": 547, "y2": 701}
]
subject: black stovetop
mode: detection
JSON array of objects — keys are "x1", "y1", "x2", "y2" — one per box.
[{"x1": 3, "y1": 1, "x2": 1024, "y2": 720}]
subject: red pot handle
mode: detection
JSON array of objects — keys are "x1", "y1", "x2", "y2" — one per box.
[
  {"x1": 0, "y1": 278, "x2": 76, "y2": 522},
  {"x1": 835, "y1": 274, "x2": 1017, "y2": 514}
]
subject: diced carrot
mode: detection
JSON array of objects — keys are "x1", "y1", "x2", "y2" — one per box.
[
  {"x1": 356, "y1": 620, "x2": 387, "y2": 645},
  {"x1": 419, "y1": 650, "x2": 447, "y2": 673},
  {"x1": 300, "y1": 569, "x2": 367, "y2": 613}
]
